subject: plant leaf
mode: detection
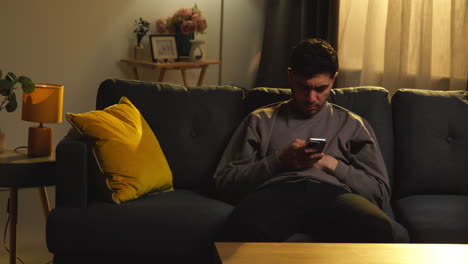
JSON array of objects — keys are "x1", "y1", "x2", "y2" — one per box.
[
  {"x1": 6, "y1": 72, "x2": 17, "y2": 83},
  {"x1": 18, "y1": 76, "x2": 35, "y2": 93},
  {"x1": 0, "y1": 69, "x2": 2, "y2": 79},
  {"x1": 0, "y1": 79, "x2": 13, "y2": 96},
  {"x1": 6, "y1": 93, "x2": 17, "y2": 112}
]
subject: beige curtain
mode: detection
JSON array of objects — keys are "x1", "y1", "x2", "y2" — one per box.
[{"x1": 337, "y1": 0, "x2": 467, "y2": 96}]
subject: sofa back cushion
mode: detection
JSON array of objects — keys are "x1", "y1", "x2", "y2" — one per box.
[
  {"x1": 392, "y1": 89, "x2": 468, "y2": 198},
  {"x1": 97, "y1": 80, "x2": 245, "y2": 193},
  {"x1": 245, "y1": 86, "x2": 395, "y2": 186}
]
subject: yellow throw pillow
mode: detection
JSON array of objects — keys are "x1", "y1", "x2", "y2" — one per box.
[{"x1": 66, "y1": 96, "x2": 173, "y2": 203}]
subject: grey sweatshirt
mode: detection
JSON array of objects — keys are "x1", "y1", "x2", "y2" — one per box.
[{"x1": 214, "y1": 100, "x2": 391, "y2": 211}]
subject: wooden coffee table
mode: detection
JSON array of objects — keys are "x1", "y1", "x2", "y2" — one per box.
[{"x1": 215, "y1": 242, "x2": 468, "y2": 264}]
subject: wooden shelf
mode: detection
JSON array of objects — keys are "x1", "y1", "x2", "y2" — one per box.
[{"x1": 120, "y1": 59, "x2": 220, "y2": 86}]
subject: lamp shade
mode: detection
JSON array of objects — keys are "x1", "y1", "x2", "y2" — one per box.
[{"x1": 22, "y1": 83, "x2": 64, "y2": 123}]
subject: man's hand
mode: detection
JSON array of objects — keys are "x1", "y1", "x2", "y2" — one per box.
[
  {"x1": 278, "y1": 139, "x2": 338, "y2": 172},
  {"x1": 312, "y1": 154, "x2": 338, "y2": 173},
  {"x1": 278, "y1": 139, "x2": 324, "y2": 170}
]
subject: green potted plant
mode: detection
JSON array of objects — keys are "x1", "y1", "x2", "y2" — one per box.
[
  {"x1": 133, "y1": 17, "x2": 150, "y2": 60},
  {"x1": 0, "y1": 69, "x2": 35, "y2": 152},
  {"x1": 0, "y1": 70, "x2": 35, "y2": 112}
]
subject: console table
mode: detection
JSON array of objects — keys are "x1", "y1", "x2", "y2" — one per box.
[
  {"x1": 0, "y1": 149, "x2": 55, "y2": 264},
  {"x1": 215, "y1": 242, "x2": 468, "y2": 264},
  {"x1": 120, "y1": 59, "x2": 220, "y2": 86}
]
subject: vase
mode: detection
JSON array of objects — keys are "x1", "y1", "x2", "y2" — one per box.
[
  {"x1": 175, "y1": 31, "x2": 194, "y2": 59},
  {"x1": 134, "y1": 44, "x2": 144, "y2": 60},
  {"x1": 0, "y1": 128, "x2": 5, "y2": 153},
  {"x1": 189, "y1": 40, "x2": 205, "y2": 61}
]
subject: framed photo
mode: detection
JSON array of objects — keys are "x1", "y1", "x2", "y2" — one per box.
[{"x1": 149, "y1": 34, "x2": 178, "y2": 62}]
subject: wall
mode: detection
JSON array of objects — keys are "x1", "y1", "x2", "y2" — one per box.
[
  {"x1": 221, "y1": 0, "x2": 266, "y2": 88},
  {"x1": 0, "y1": 0, "x2": 265, "y2": 262}
]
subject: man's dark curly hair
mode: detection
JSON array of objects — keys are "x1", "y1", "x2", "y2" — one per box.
[{"x1": 289, "y1": 38, "x2": 338, "y2": 78}]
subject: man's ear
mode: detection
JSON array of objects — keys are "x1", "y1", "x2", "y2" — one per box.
[
  {"x1": 333, "y1": 72, "x2": 339, "y2": 80},
  {"x1": 330, "y1": 72, "x2": 339, "y2": 88}
]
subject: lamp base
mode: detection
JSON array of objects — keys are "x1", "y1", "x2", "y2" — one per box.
[{"x1": 28, "y1": 126, "x2": 53, "y2": 157}]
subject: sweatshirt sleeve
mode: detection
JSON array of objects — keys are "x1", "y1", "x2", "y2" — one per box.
[
  {"x1": 213, "y1": 115, "x2": 282, "y2": 203},
  {"x1": 332, "y1": 119, "x2": 391, "y2": 210}
]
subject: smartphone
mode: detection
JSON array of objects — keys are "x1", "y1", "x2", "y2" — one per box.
[{"x1": 306, "y1": 138, "x2": 327, "y2": 153}]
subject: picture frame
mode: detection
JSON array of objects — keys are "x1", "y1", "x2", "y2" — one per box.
[{"x1": 149, "y1": 34, "x2": 178, "y2": 62}]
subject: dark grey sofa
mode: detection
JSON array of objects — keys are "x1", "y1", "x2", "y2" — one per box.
[{"x1": 46, "y1": 79, "x2": 467, "y2": 263}]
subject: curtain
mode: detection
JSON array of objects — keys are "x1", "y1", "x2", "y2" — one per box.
[
  {"x1": 337, "y1": 0, "x2": 467, "y2": 95},
  {"x1": 255, "y1": 0, "x2": 340, "y2": 88}
]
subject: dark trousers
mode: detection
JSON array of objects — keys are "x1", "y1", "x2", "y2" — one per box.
[{"x1": 221, "y1": 180, "x2": 396, "y2": 243}]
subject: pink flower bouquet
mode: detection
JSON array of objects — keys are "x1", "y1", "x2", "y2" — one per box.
[{"x1": 156, "y1": 4, "x2": 208, "y2": 35}]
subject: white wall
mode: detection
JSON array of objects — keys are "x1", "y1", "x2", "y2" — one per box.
[
  {"x1": 221, "y1": 0, "x2": 266, "y2": 88},
  {"x1": 0, "y1": 0, "x2": 265, "y2": 262}
]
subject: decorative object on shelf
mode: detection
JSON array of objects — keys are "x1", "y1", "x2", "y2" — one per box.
[
  {"x1": 176, "y1": 32, "x2": 194, "y2": 59},
  {"x1": 149, "y1": 34, "x2": 178, "y2": 62},
  {"x1": 133, "y1": 17, "x2": 150, "y2": 60},
  {"x1": 22, "y1": 83, "x2": 64, "y2": 157},
  {"x1": 156, "y1": 4, "x2": 208, "y2": 60},
  {"x1": 189, "y1": 39, "x2": 205, "y2": 61},
  {"x1": 134, "y1": 45, "x2": 144, "y2": 60}
]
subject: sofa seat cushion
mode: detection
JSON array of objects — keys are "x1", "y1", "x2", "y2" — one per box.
[
  {"x1": 395, "y1": 195, "x2": 468, "y2": 243},
  {"x1": 47, "y1": 189, "x2": 233, "y2": 256}
]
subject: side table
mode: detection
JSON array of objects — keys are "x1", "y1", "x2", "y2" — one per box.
[
  {"x1": 0, "y1": 149, "x2": 55, "y2": 264},
  {"x1": 120, "y1": 59, "x2": 220, "y2": 86}
]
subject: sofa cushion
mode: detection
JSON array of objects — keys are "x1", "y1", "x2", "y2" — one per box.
[
  {"x1": 395, "y1": 195, "x2": 468, "y2": 243},
  {"x1": 66, "y1": 96, "x2": 173, "y2": 203},
  {"x1": 96, "y1": 80, "x2": 246, "y2": 193},
  {"x1": 47, "y1": 189, "x2": 234, "y2": 255},
  {"x1": 392, "y1": 89, "x2": 468, "y2": 198}
]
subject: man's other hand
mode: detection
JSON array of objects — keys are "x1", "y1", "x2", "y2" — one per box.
[
  {"x1": 278, "y1": 139, "x2": 324, "y2": 170},
  {"x1": 312, "y1": 154, "x2": 338, "y2": 173}
]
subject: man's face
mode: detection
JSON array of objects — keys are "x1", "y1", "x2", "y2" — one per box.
[{"x1": 288, "y1": 70, "x2": 338, "y2": 117}]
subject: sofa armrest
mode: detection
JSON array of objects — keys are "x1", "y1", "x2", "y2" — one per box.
[{"x1": 55, "y1": 138, "x2": 89, "y2": 208}]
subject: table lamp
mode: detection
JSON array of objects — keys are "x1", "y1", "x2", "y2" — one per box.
[{"x1": 22, "y1": 83, "x2": 64, "y2": 157}]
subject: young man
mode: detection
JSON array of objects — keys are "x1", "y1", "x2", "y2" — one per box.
[{"x1": 214, "y1": 38, "x2": 408, "y2": 242}]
